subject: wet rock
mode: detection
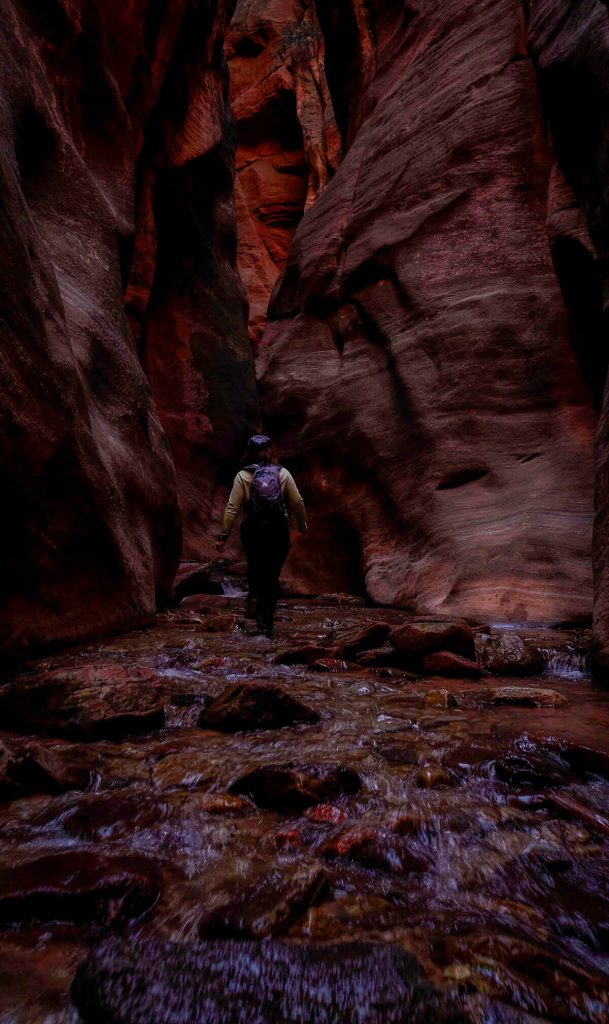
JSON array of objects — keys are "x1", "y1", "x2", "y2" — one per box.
[
  {"x1": 476, "y1": 634, "x2": 546, "y2": 676},
  {"x1": 173, "y1": 563, "x2": 223, "y2": 603},
  {"x1": 72, "y1": 937, "x2": 467, "y2": 1024},
  {"x1": 198, "y1": 683, "x2": 320, "y2": 732},
  {"x1": 545, "y1": 793, "x2": 609, "y2": 839},
  {"x1": 313, "y1": 594, "x2": 366, "y2": 606},
  {"x1": 415, "y1": 765, "x2": 457, "y2": 789},
  {"x1": 152, "y1": 751, "x2": 214, "y2": 792},
  {"x1": 356, "y1": 645, "x2": 403, "y2": 668},
  {"x1": 487, "y1": 687, "x2": 567, "y2": 707},
  {"x1": 0, "y1": 739, "x2": 92, "y2": 801},
  {"x1": 0, "y1": 664, "x2": 166, "y2": 740},
  {"x1": 376, "y1": 739, "x2": 421, "y2": 766},
  {"x1": 425, "y1": 689, "x2": 458, "y2": 709},
  {"x1": 195, "y1": 614, "x2": 238, "y2": 634},
  {"x1": 230, "y1": 763, "x2": 361, "y2": 812},
  {"x1": 198, "y1": 863, "x2": 328, "y2": 939},
  {"x1": 335, "y1": 623, "x2": 393, "y2": 659},
  {"x1": 274, "y1": 645, "x2": 329, "y2": 666},
  {"x1": 390, "y1": 622, "x2": 476, "y2": 662},
  {"x1": 0, "y1": 851, "x2": 161, "y2": 928},
  {"x1": 321, "y1": 828, "x2": 428, "y2": 875},
  {"x1": 61, "y1": 793, "x2": 168, "y2": 841},
  {"x1": 189, "y1": 794, "x2": 250, "y2": 815},
  {"x1": 422, "y1": 651, "x2": 482, "y2": 678},
  {"x1": 305, "y1": 804, "x2": 347, "y2": 824},
  {"x1": 493, "y1": 752, "x2": 573, "y2": 788},
  {"x1": 294, "y1": 896, "x2": 403, "y2": 941},
  {"x1": 311, "y1": 658, "x2": 350, "y2": 673},
  {"x1": 274, "y1": 828, "x2": 304, "y2": 851}
]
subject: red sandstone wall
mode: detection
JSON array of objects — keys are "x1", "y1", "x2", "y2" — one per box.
[
  {"x1": 257, "y1": 0, "x2": 598, "y2": 623},
  {"x1": 226, "y1": 0, "x2": 340, "y2": 349},
  {"x1": 0, "y1": 0, "x2": 252, "y2": 657},
  {"x1": 523, "y1": 0, "x2": 609, "y2": 663}
]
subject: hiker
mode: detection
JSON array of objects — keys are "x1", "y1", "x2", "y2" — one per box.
[{"x1": 216, "y1": 435, "x2": 308, "y2": 637}]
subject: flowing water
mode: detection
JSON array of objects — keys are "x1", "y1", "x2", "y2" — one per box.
[{"x1": 0, "y1": 599, "x2": 609, "y2": 1021}]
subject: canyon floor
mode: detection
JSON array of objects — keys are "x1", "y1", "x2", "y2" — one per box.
[{"x1": 0, "y1": 585, "x2": 609, "y2": 1022}]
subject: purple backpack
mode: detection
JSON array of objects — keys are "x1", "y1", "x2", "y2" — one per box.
[{"x1": 246, "y1": 464, "x2": 286, "y2": 525}]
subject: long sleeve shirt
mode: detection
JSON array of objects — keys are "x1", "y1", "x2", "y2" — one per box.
[{"x1": 218, "y1": 466, "x2": 308, "y2": 541}]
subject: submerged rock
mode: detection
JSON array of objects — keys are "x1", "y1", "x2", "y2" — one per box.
[
  {"x1": 487, "y1": 687, "x2": 567, "y2": 708},
  {"x1": 198, "y1": 683, "x2": 320, "y2": 732},
  {"x1": 230, "y1": 763, "x2": 361, "y2": 812},
  {"x1": 198, "y1": 862, "x2": 328, "y2": 939},
  {"x1": 72, "y1": 937, "x2": 467, "y2": 1023},
  {"x1": 321, "y1": 828, "x2": 428, "y2": 875},
  {"x1": 0, "y1": 664, "x2": 166, "y2": 740},
  {"x1": 424, "y1": 689, "x2": 458, "y2": 709},
  {"x1": 0, "y1": 851, "x2": 161, "y2": 928}
]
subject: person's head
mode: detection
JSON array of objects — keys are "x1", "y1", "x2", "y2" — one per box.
[{"x1": 244, "y1": 434, "x2": 276, "y2": 465}]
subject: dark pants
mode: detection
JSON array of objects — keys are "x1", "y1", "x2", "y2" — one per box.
[{"x1": 240, "y1": 516, "x2": 290, "y2": 634}]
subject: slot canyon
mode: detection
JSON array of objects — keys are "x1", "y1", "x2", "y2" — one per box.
[{"x1": 1, "y1": 0, "x2": 609, "y2": 1021}]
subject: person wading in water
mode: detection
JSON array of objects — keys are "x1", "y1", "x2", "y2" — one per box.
[{"x1": 216, "y1": 435, "x2": 308, "y2": 637}]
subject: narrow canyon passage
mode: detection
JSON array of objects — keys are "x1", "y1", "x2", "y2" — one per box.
[
  {"x1": 2, "y1": 0, "x2": 609, "y2": 1020},
  {"x1": 1, "y1": 590, "x2": 609, "y2": 1021}
]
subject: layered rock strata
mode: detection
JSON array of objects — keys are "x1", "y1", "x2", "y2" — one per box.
[
  {"x1": 0, "y1": 0, "x2": 256, "y2": 657},
  {"x1": 523, "y1": 0, "x2": 609, "y2": 662},
  {"x1": 227, "y1": 0, "x2": 340, "y2": 349},
  {"x1": 257, "y1": 0, "x2": 598, "y2": 622}
]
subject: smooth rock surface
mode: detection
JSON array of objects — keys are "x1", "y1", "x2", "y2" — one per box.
[
  {"x1": 230, "y1": 762, "x2": 361, "y2": 811},
  {"x1": 257, "y1": 0, "x2": 597, "y2": 622},
  {"x1": 0, "y1": 664, "x2": 166, "y2": 739},
  {"x1": 198, "y1": 682, "x2": 320, "y2": 731},
  {"x1": 487, "y1": 686, "x2": 568, "y2": 708},
  {"x1": 0, "y1": 852, "x2": 161, "y2": 927}
]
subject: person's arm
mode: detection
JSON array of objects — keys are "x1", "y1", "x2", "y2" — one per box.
[
  {"x1": 283, "y1": 470, "x2": 308, "y2": 533},
  {"x1": 217, "y1": 474, "x2": 246, "y2": 549}
]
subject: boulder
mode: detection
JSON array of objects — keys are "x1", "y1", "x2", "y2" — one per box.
[
  {"x1": 0, "y1": 664, "x2": 166, "y2": 739},
  {"x1": 422, "y1": 651, "x2": 482, "y2": 678},
  {"x1": 335, "y1": 623, "x2": 393, "y2": 659},
  {"x1": 493, "y1": 752, "x2": 573, "y2": 788},
  {"x1": 487, "y1": 687, "x2": 567, "y2": 708},
  {"x1": 198, "y1": 683, "x2": 320, "y2": 732},
  {"x1": 230, "y1": 763, "x2": 361, "y2": 812},
  {"x1": 476, "y1": 634, "x2": 546, "y2": 676},
  {"x1": 173, "y1": 564, "x2": 223, "y2": 603},
  {"x1": 198, "y1": 862, "x2": 328, "y2": 939},
  {"x1": 71, "y1": 937, "x2": 467, "y2": 1024},
  {"x1": 0, "y1": 851, "x2": 161, "y2": 927},
  {"x1": 390, "y1": 622, "x2": 476, "y2": 662},
  {"x1": 356, "y1": 646, "x2": 403, "y2": 668}
]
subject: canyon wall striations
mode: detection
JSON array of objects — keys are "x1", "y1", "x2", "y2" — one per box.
[
  {"x1": 257, "y1": 0, "x2": 600, "y2": 625},
  {"x1": 2, "y1": 0, "x2": 609, "y2": 659},
  {"x1": 0, "y1": 0, "x2": 255, "y2": 658}
]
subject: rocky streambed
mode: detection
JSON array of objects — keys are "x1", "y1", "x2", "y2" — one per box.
[{"x1": 0, "y1": 593, "x2": 608, "y2": 1022}]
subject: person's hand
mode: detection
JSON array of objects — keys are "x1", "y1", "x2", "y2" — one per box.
[{"x1": 216, "y1": 539, "x2": 225, "y2": 554}]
